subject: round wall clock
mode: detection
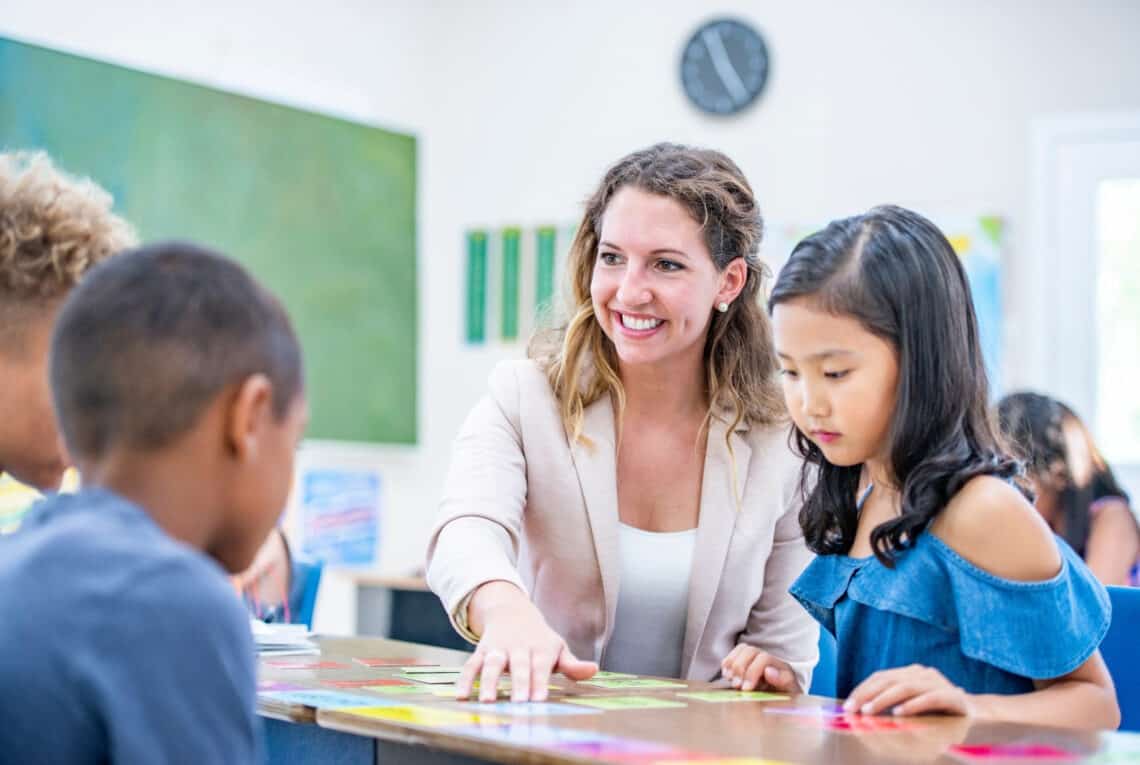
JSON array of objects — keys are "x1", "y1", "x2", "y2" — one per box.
[{"x1": 680, "y1": 19, "x2": 770, "y2": 116}]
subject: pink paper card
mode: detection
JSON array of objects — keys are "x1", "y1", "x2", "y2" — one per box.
[
  {"x1": 554, "y1": 739, "x2": 694, "y2": 762},
  {"x1": 949, "y1": 744, "x2": 1080, "y2": 761},
  {"x1": 795, "y1": 715, "x2": 921, "y2": 733}
]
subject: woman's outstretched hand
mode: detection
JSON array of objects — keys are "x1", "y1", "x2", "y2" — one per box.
[{"x1": 457, "y1": 581, "x2": 598, "y2": 702}]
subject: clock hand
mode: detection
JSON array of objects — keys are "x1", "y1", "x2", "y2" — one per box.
[{"x1": 701, "y1": 27, "x2": 749, "y2": 107}]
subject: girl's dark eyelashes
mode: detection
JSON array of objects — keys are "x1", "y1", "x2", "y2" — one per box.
[
  {"x1": 598, "y1": 251, "x2": 622, "y2": 265},
  {"x1": 779, "y1": 368, "x2": 799, "y2": 378},
  {"x1": 824, "y1": 370, "x2": 851, "y2": 380},
  {"x1": 656, "y1": 259, "x2": 684, "y2": 272}
]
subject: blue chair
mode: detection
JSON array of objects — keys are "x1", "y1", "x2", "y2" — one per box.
[
  {"x1": 287, "y1": 559, "x2": 324, "y2": 630},
  {"x1": 809, "y1": 626, "x2": 838, "y2": 697},
  {"x1": 1104, "y1": 586, "x2": 1140, "y2": 732}
]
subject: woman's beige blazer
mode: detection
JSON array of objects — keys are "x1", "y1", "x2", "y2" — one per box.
[{"x1": 426, "y1": 360, "x2": 818, "y2": 687}]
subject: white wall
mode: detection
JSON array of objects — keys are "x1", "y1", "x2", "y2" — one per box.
[{"x1": 5, "y1": 0, "x2": 1140, "y2": 631}]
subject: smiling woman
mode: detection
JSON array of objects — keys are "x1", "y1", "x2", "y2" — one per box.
[{"x1": 426, "y1": 142, "x2": 819, "y2": 704}]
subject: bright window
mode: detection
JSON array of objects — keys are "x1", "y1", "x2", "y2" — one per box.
[{"x1": 1095, "y1": 178, "x2": 1140, "y2": 464}]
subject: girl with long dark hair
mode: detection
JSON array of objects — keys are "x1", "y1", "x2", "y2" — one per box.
[{"x1": 770, "y1": 205, "x2": 1118, "y2": 730}]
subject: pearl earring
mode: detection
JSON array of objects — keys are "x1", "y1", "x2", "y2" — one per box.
[{"x1": 717, "y1": 302, "x2": 729, "y2": 313}]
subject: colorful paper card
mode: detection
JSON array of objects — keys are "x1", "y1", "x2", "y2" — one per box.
[
  {"x1": 764, "y1": 703, "x2": 847, "y2": 718},
  {"x1": 565, "y1": 696, "x2": 687, "y2": 711},
  {"x1": 365, "y1": 685, "x2": 433, "y2": 697},
  {"x1": 1083, "y1": 754, "x2": 1140, "y2": 764},
  {"x1": 677, "y1": 691, "x2": 788, "y2": 703},
  {"x1": 401, "y1": 672, "x2": 472, "y2": 684},
  {"x1": 579, "y1": 678, "x2": 688, "y2": 690},
  {"x1": 323, "y1": 678, "x2": 414, "y2": 689},
  {"x1": 796, "y1": 716, "x2": 921, "y2": 733},
  {"x1": 447, "y1": 723, "x2": 614, "y2": 746},
  {"x1": 342, "y1": 705, "x2": 501, "y2": 727},
  {"x1": 263, "y1": 660, "x2": 349, "y2": 670},
  {"x1": 354, "y1": 657, "x2": 437, "y2": 667},
  {"x1": 257, "y1": 681, "x2": 305, "y2": 692},
  {"x1": 553, "y1": 738, "x2": 679, "y2": 760},
  {"x1": 400, "y1": 665, "x2": 466, "y2": 674},
  {"x1": 431, "y1": 687, "x2": 511, "y2": 699},
  {"x1": 656, "y1": 759, "x2": 794, "y2": 765},
  {"x1": 444, "y1": 701, "x2": 601, "y2": 716},
  {"x1": 949, "y1": 744, "x2": 1080, "y2": 761},
  {"x1": 260, "y1": 689, "x2": 388, "y2": 709}
]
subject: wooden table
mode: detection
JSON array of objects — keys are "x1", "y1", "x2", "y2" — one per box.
[{"x1": 260, "y1": 637, "x2": 1140, "y2": 764}]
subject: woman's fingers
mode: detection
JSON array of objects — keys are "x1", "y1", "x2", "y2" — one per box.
[
  {"x1": 741, "y1": 653, "x2": 771, "y2": 691},
  {"x1": 478, "y1": 649, "x2": 508, "y2": 702},
  {"x1": 508, "y1": 648, "x2": 531, "y2": 702},
  {"x1": 456, "y1": 652, "x2": 484, "y2": 700}
]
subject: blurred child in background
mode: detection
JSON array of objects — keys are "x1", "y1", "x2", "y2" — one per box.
[{"x1": 999, "y1": 392, "x2": 1140, "y2": 586}]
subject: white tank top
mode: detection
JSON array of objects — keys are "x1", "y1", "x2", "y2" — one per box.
[{"x1": 601, "y1": 522, "x2": 698, "y2": 678}]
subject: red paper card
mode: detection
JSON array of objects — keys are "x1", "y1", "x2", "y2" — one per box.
[{"x1": 949, "y1": 744, "x2": 1079, "y2": 761}]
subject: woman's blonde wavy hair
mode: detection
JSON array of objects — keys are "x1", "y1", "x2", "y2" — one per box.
[
  {"x1": 529, "y1": 143, "x2": 785, "y2": 450},
  {"x1": 0, "y1": 151, "x2": 136, "y2": 305}
]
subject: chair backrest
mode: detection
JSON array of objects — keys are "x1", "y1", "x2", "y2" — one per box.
[
  {"x1": 289, "y1": 560, "x2": 324, "y2": 630},
  {"x1": 809, "y1": 627, "x2": 838, "y2": 697},
  {"x1": 1104, "y1": 586, "x2": 1140, "y2": 732}
]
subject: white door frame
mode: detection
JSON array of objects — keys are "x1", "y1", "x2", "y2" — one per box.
[{"x1": 1025, "y1": 111, "x2": 1140, "y2": 498}]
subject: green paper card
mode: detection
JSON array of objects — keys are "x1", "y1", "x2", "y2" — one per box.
[
  {"x1": 579, "y1": 678, "x2": 687, "y2": 689},
  {"x1": 590, "y1": 671, "x2": 637, "y2": 679},
  {"x1": 677, "y1": 691, "x2": 789, "y2": 703},
  {"x1": 565, "y1": 696, "x2": 687, "y2": 711}
]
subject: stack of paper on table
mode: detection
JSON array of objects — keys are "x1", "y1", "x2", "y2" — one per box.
[{"x1": 250, "y1": 619, "x2": 319, "y2": 656}]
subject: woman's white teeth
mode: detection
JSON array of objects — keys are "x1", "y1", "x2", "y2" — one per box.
[{"x1": 621, "y1": 314, "x2": 663, "y2": 331}]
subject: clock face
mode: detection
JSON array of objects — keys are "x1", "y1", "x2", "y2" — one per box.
[{"x1": 680, "y1": 19, "x2": 769, "y2": 116}]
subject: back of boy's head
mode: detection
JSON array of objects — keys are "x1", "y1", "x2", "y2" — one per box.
[
  {"x1": 50, "y1": 241, "x2": 304, "y2": 461},
  {"x1": 0, "y1": 151, "x2": 136, "y2": 352}
]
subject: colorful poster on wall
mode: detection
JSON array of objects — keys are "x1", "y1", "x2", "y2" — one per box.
[
  {"x1": 944, "y1": 216, "x2": 1004, "y2": 394},
  {"x1": 300, "y1": 468, "x2": 381, "y2": 566}
]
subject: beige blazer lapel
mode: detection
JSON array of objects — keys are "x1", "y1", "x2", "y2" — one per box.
[
  {"x1": 569, "y1": 394, "x2": 621, "y2": 652},
  {"x1": 681, "y1": 416, "x2": 752, "y2": 677}
]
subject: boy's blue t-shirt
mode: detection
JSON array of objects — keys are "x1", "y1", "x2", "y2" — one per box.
[{"x1": 0, "y1": 487, "x2": 261, "y2": 764}]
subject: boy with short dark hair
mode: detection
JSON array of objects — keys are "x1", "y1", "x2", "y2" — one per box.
[{"x1": 0, "y1": 241, "x2": 307, "y2": 763}]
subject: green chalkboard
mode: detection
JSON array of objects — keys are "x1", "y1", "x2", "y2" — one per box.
[{"x1": 0, "y1": 37, "x2": 417, "y2": 443}]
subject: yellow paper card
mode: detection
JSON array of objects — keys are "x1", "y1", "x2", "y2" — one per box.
[{"x1": 342, "y1": 705, "x2": 501, "y2": 727}]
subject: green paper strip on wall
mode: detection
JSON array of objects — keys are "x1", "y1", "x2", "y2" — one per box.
[
  {"x1": 535, "y1": 226, "x2": 556, "y2": 314},
  {"x1": 466, "y1": 230, "x2": 487, "y2": 343},
  {"x1": 501, "y1": 227, "x2": 520, "y2": 341}
]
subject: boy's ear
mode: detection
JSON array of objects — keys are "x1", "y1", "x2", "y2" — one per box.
[{"x1": 225, "y1": 374, "x2": 273, "y2": 461}]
